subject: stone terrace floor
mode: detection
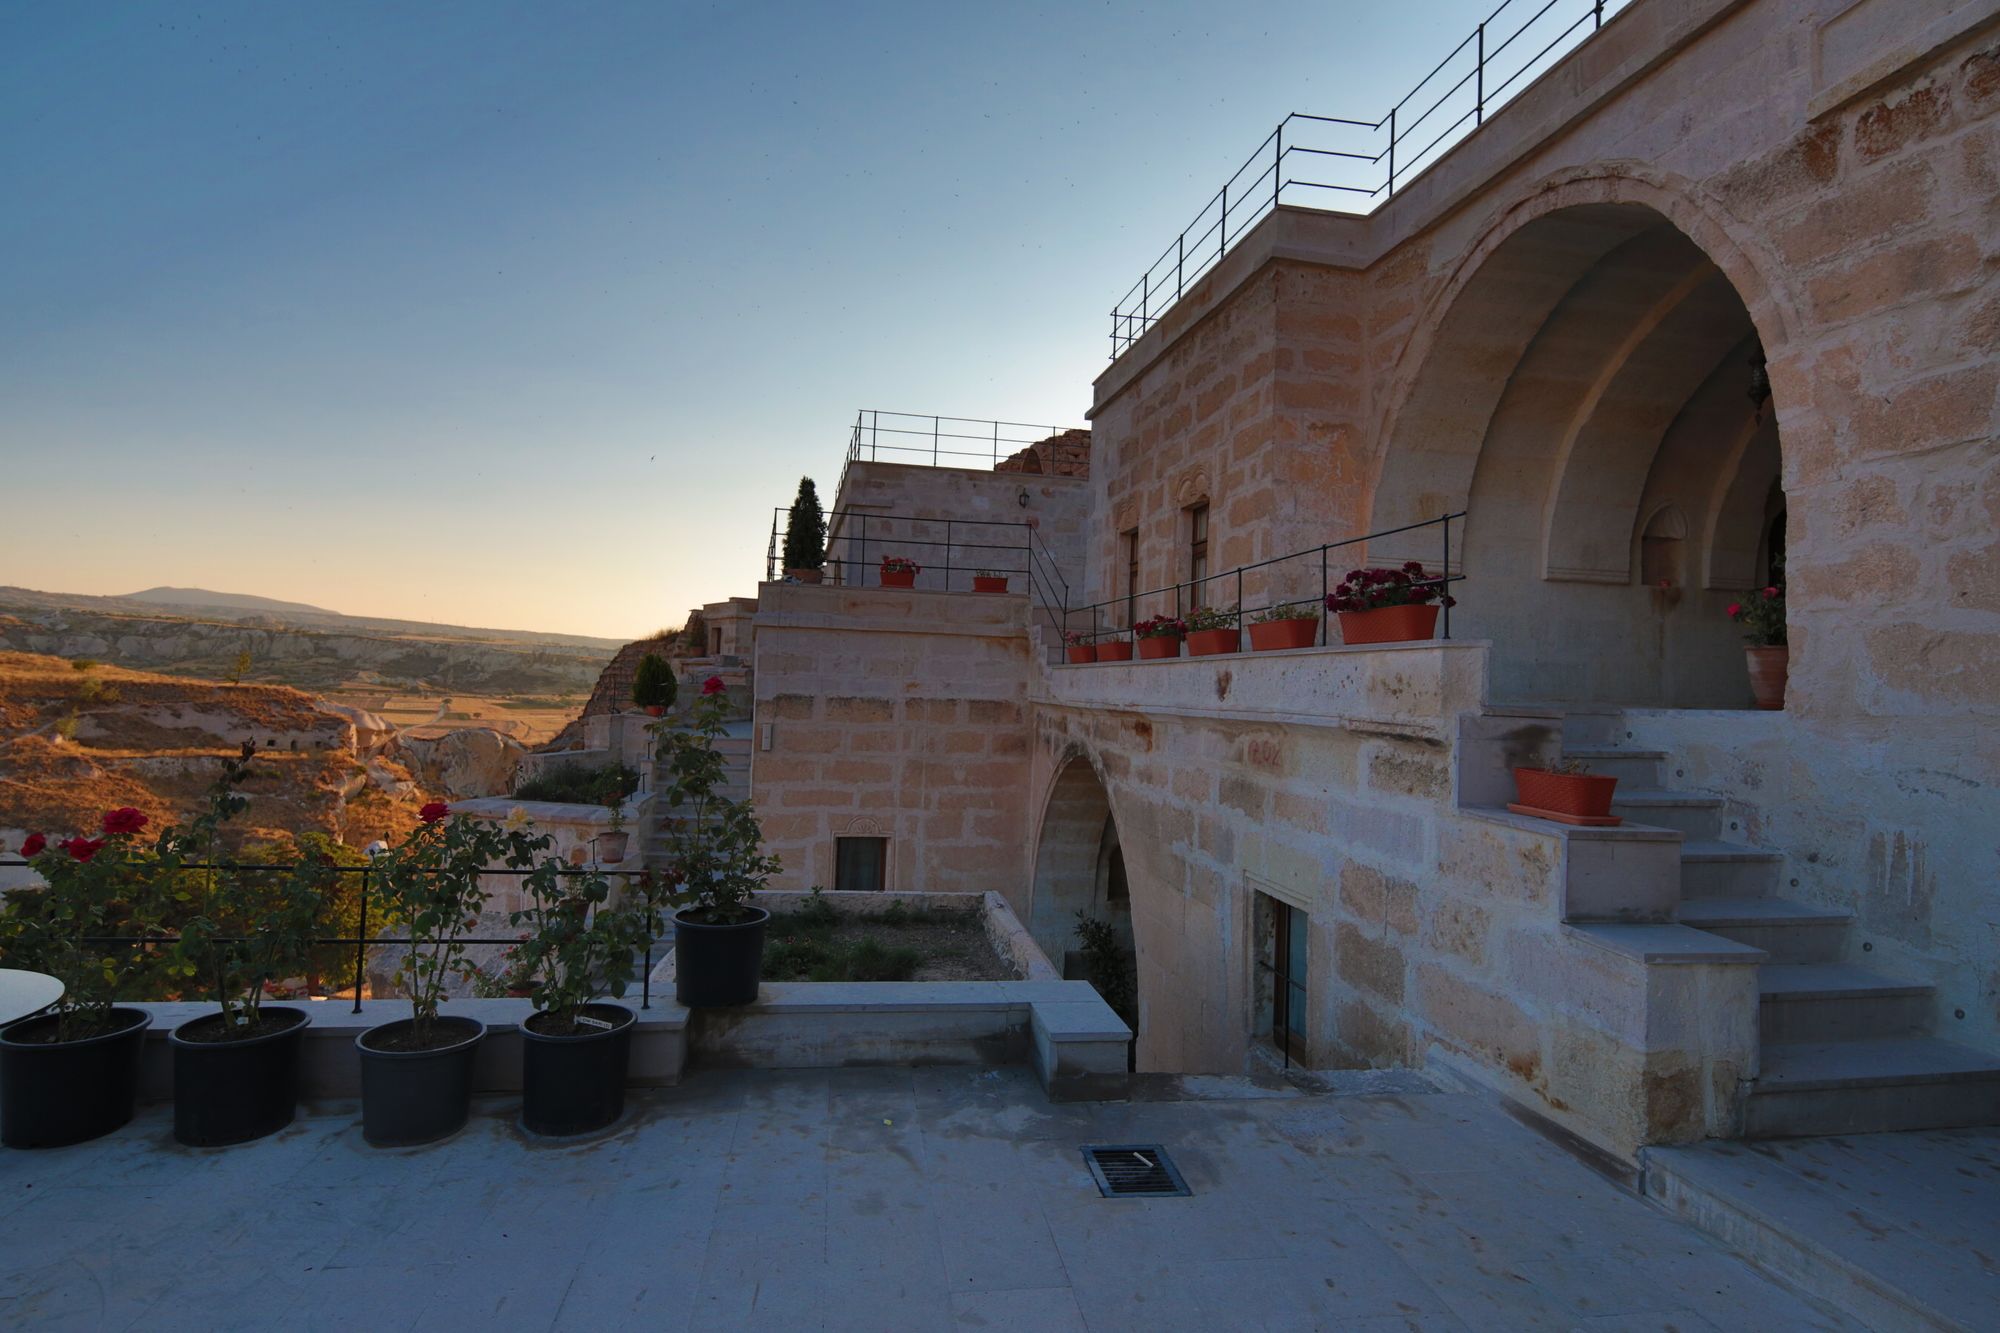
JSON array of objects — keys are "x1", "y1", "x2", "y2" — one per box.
[{"x1": 0, "y1": 1067, "x2": 1864, "y2": 1331}]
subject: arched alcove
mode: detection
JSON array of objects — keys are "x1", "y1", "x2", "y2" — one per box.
[
  {"x1": 1369, "y1": 190, "x2": 1789, "y2": 708},
  {"x1": 1029, "y1": 753, "x2": 1140, "y2": 1047}
]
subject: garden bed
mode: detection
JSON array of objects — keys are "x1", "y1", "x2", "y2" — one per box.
[{"x1": 763, "y1": 896, "x2": 1011, "y2": 982}]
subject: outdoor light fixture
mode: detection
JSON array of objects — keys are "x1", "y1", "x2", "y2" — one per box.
[{"x1": 1017, "y1": 488, "x2": 1030, "y2": 508}]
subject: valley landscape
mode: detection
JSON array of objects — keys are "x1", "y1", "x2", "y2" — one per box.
[{"x1": 0, "y1": 585, "x2": 629, "y2": 856}]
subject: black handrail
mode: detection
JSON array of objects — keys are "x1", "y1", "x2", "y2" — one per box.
[
  {"x1": 1060, "y1": 511, "x2": 1467, "y2": 650},
  {"x1": 770, "y1": 506, "x2": 1078, "y2": 644},
  {"x1": 0, "y1": 861, "x2": 669, "y2": 1012},
  {"x1": 1110, "y1": 0, "x2": 1620, "y2": 357}
]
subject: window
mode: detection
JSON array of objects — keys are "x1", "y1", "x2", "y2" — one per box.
[
  {"x1": 709, "y1": 627, "x2": 724, "y2": 656},
  {"x1": 1187, "y1": 503, "x2": 1209, "y2": 589},
  {"x1": 1121, "y1": 529, "x2": 1139, "y2": 626},
  {"x1": 835, "y1": 836, "x2": 887, "y2": 892}
]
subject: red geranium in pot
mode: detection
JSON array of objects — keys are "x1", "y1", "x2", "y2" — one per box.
[
  {"x1": 1728, "y1": 585, "x2": 1787, "y2": 710},
  {"x1": 1062, "y1": 631, "x2": 1097, "y2": 664},
  {"x1": 1326, "y1": 563, "x2": 1455, "y2": 645},
  {"x1": 972, "y1": 569, "x2": 1009, "y2": 594},
  {"x1": 879, "y1": 556, "x2": 920, "y2": 589},
  {"x1": 1134, "y1": 616, "x2": 1186, "y2": 660}
]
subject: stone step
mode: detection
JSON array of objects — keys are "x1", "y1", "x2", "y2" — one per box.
[
  {"x1": 1610, "y1": 788, "x2": 1724, "y2": 839},
  {"x1": 1758, "y1": 963, "x2": 1935, "y2": 1044},
  {"x1": 1558, "y1": 707, "x2": 1627, "y2": 747},
  {"x1": 1678, "y1": 839, "x2": 1785, "y2": 900},
  {"x1": 1558, "y1": 746, "x2": 1666, "y2": 786},
  {"x1": 1679, "y1": 897, "x2": 1851, "y2": 962},
  {"x1": 1745, "y1": 1038, "x2": 2000, "y2": 1137}
]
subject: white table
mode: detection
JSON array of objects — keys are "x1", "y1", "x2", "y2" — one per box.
[{"x1": 0, "y1": 969, "x2": 63, "y2": 1026}]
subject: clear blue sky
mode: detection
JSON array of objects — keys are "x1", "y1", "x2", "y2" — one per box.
[{"x1": 0, "y1": 0, "x2": 1614, "y2": 639}]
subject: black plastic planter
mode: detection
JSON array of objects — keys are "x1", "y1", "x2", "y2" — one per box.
[
  {"x1": 356, "y1": 1016, "x2": 485, "y2": 1147},
  {"x1": 170, "y1": 1006, "x2": 309, "y2": 1148},
  {"x1": 520, "y1": 1004, "x2": 635, "y2": 1136},
  {"x1": 674, "y1": 906, "x2": 769, "y2": 1007},
  {"x1": 0, "y1": 1008, "x2": 152, "y2": 1149}
]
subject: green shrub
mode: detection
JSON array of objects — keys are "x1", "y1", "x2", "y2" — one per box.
[
  {"x1": 513, "y1": 761, "x2": 638, "y2": 806},
  {"x1": 632, "y1": 652, "x2": 677, "y2": 711}
]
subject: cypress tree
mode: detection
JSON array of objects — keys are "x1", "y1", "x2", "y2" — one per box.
[{"x1": 782, "y1": 477, "x2": 826, "y2": 573}]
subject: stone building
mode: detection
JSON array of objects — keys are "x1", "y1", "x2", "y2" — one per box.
[{"x1": 653, "y1": 0, "x2": 1998, "y2": 1160}]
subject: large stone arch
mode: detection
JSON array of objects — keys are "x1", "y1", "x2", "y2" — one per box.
[
  {"x1": 1027, "y1": 745, "x2": 1142, "y2": 1050},
  {"x1": 1365, "y1": 166, "x2": 1799, "y2": 706},
  {"x1": 1368, "y1": 164, "x2": 1801, "y2": 552}
]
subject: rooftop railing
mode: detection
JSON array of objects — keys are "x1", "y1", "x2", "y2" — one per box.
[
  {"x1": 844, "y1": 410, "x2": 1081, "y2": 470},
  {"x1": 1110, "y1": 0, "x2": 1627, "y2": 357}
]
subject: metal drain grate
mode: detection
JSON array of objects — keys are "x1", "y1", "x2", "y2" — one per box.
[{"x1": 1081, "y1": 1144, "x2": 1191, "y2": 1198}]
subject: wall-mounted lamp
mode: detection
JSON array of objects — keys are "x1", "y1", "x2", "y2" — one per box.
[{"x1": 1016, "y1": 489, "x2": 1030, "y2": 509}]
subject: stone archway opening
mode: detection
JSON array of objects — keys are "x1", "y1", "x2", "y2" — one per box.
[
  {"x1": 1371, "y1": 198, "x2": 1788, "y2": 709},
  {"x1": 1030, "y1": 755, "x2": 1138, "y2": 1042}
]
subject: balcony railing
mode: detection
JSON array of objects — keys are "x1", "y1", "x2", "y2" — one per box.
[
  {"x1": 0, "y1": 861, "x2": 670, "y2": 1010},
  {"x1": 1060, "y1": 512, "x2": 1467, "y2": 649},
  {"x1": 844, "y1": 410, "x2": 1080, "y2": 470},
  {"x1": 1111, "y1": 0, "x2": 1628, "y2": 357}
]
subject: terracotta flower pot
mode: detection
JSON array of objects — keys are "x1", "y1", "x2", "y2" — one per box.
[
  {"x1": 644, "y1": 704, "x2": 665, "y2": 717},
  {"x1": 787, "y1": 568, "x2": 823, "y2": 584},
  {"x1": 880, "y1": 569, "x2": 916, "y2": 589},
  {"x1": 1745, "y1": 645, "x2": 1788, "y2": 710},
  {"x1": 1338, "y1": 603, "x2": 1440, "y2": 645},
  {"x1": 1186, "y1": 628, "x2": 1240, "y2": 656},
  {"x1": 1513, "y1": 768, "x2": 1619, "y2": 818},
  {"x1": 1066, "y1": 645, "x2": 1097, "y2": 664},
  {"x1": 1248, "y1": 618, "x2": 1319, "y2": 651},
  {"x1": 1138, "y1": 635, "x2": 1181, "y2": 660},
  {"x1": 1096, "y1": 640, "x2": 1133, "y2": 662},
  {"x1": 973, "y1": 576, "x2": 1008, "y2": 594}
]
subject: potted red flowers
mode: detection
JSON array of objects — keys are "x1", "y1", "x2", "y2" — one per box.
[
  {"x1": 1327, "y1": 563, "x2": 1455, "y2": 645},
  {"x1": 879, "y1": 556, "x2": 920, "y2": 589},
  {"x1": 0, "y1": 808, "x2": 166, "y2": 1147},
  {"x1": 1097, "y1": 637, "x2": 1134, "y2": 662},
  {"x1": 973, "y1": 569, "x2": 1009, "y2": 594},
  {"x1": 1728, "y1": 585, "x2": 1787, "y2": 709},
  {"x1": 1248, "y1": 601, "x2": 1321, "y2": 651},
  {"x1": 1134, "y1": 616, "x2": 1186, "y2": 659},
  {"x1": 1510, "y1": 758, "x2": 1620, "y2": 826},
  {"x1": 1184, "y1": 606, "x2": 1241, "y2": 656},
  {"x1": 1062, "y1": 631, "x2": 1096, "y2": 664}
]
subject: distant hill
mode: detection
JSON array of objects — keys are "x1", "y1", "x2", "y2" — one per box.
[
  {"x1": 0, "y1": 585, "x2": 626, "y2": 653},
  {"x1": 125, "y1": 586, "x2": 339, "y2": 617}
]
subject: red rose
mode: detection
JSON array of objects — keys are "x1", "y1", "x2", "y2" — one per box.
[
  {"x1": 60, "y1": 835, "x2": 105, "y2": 863},
  {"x1": 1763, "y1": 585, "x2": 1779, "y2": 598},
  {"x1": 20, "y1": 832, "x2": 46, "y2": 857},
  {"x1": 702, "y1": 676, "x2": 726, "y2": 697},
  {"x1": 101, "y1": 807, "x2": 148, "y2": 835},
  {"x1": 419, "y1": 801, "x2": 451, "y2": 824},
  {"x1": 1726, "y1": 603, "x2": 1742, "y2": 618}
]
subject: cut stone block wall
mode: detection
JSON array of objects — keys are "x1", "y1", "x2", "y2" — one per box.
[
  {"x1": 827, "y1": 460, "x2": 1089, "y2": 602},
  {"x1": 750, "y1": 582, "x2": 1036, "y2": 899}
]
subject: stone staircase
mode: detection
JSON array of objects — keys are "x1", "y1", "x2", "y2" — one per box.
[
  {"x1": 642, "y1": 727, "x2": 753, "y2": 865},
  {"x1": 1561, "y1": 713, "x2": 2000, "y2": 1139}
]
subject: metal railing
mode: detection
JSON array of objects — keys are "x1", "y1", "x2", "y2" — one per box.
[
  {"x1": 844, "y1": 410, "x2": 1081, "y2": 470},
  {"x1": 0, "y1": 860, "x2": 673, "y2": 1012},
  {"x1": 1111, "y1": 0, "x2": 1624, "y2": 356},
  {"x1": 1060, "y1": 512, "x2": 1467, "y2": 650}
]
